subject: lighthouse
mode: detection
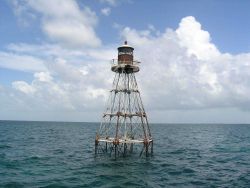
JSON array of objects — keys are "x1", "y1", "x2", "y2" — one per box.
[{"x1": 95, "y1": 41, "x2": 153, "y2": 157}]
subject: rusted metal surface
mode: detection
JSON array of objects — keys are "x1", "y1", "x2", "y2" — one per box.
[
  {"x1": 117, "y1": 41, "x2": 134, "y2": 64},
  {"x1": 95, "y1": 41, "x2": 153, "y2": 158}
]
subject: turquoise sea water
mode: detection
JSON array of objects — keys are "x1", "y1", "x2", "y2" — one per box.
[{"x1": 0, "y1": 121, "x2": 250, "y2": 187}]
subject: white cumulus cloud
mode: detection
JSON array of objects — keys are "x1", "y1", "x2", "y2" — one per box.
[
  {"x1": 34, "y1": 72, "x2": 53, "y2": 82},
  {"x1": 16, "y1": 0, "x2": 101, "y2": 48},
  {"x1": 0, "y1": 51, "x2": 46, "y2": 72},
  {"x1": 12, "y1": 81, "x2": 36, "y2": 94},
  {"x1": 101, "y1": 7, "x2": 111, "y2": 16},
  {"x1": 176, "y1": 16, "x2": 220, "y2": 60}
]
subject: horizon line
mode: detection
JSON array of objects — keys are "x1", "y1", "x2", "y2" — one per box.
[{"x1": 1, "y1": 119, "x2": 250, "y2": 125}]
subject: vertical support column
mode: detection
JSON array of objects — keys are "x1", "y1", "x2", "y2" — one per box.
[
  {"x1": 95, "y1": 135, "x2": 99, "y2": 155},
  {"x1": 145, "y1": 143, "x2": 149, "y2": 157},
  {"x1": 151, "y1": 140, "x2": 153, "y2": 155},
  {"x1": 115, "y1": 144, "x2": 117, "y2": 158}
]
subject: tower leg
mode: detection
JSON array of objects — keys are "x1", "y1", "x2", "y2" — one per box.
[
  {"x1": 123, "y1": 143, "x2": 127, "y2": 157},
  {"x1": 95, "y1": 139, "x2": 98, "y2": 155},
  {"x1": 115, "y1": 144, "x2": 117, "y2": 158},
  {"x1": 139, "y1": 145, "x2": 145, "y2": 157},
  {"x1": 151, "y1": 141, "x2": 153, "y2": 156}
]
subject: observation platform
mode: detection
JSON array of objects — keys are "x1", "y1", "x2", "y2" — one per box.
[{"x1": 111, "y1": 59, "x2": 140, "y2": 73}]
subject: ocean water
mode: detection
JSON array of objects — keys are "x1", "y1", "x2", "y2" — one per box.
[{"x1": 0, "y1": 121, "x2": 250, "y2": 187}]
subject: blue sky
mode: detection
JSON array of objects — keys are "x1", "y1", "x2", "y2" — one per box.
[
  {"x1": 1, "y1": 0, "x2": 250, "y2": 123},
  {"x1": 2, "y1": 1, "x2": 250, "y2": 52},
  {"x1": 3, "y1": 1, "x2": 250, "y2": 50}
]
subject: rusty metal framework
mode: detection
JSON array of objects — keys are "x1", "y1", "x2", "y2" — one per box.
[{"x1": 95, "y1": 42, "x2": 153, "y2": 157}]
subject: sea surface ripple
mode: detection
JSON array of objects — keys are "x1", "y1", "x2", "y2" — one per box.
[{"x1": 0, "y1": 121, "x2": 250, "y2": 187}]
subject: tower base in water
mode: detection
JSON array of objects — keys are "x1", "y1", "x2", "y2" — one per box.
[{"x1": 95, "y1": 137, "x2": 153, "y2": 157}]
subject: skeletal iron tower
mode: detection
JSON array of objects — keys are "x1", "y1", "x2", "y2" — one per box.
[{"x1": 95, "y1": 41, "x2": 153, "y2": 157}]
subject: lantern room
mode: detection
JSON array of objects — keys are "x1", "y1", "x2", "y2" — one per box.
[{"x1": 117, "y1": 41, "x2": 134, "y2": 64}]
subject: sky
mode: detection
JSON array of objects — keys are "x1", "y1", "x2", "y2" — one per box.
[{"x1": 1, "y1": 0, "x2": 250, "y2": 123}]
